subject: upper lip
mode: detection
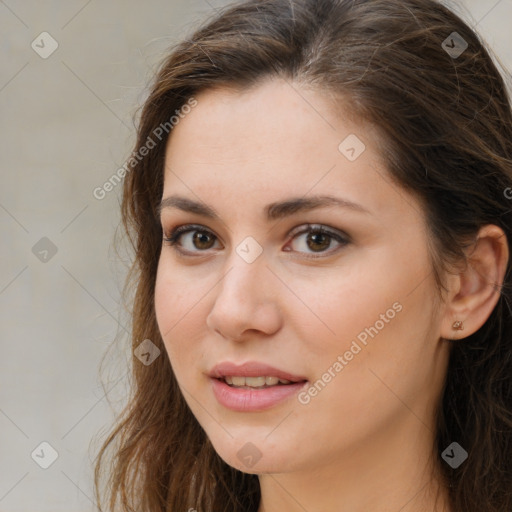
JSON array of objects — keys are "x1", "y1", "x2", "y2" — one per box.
[{"x1": 209, "y1": 361, "x2": 308, "y2": 383}]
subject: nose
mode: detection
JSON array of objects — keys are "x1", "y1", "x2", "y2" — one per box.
[{"x1": 206, "y1": 250, "x2": 282, "y2": 342}]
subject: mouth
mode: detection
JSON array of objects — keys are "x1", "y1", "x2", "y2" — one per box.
[
  {"x1": 208, "y1": 361, "x2": 309, "y2": 411},
  {"x1": 215, "y1": 375, "x2": 305, "y2": 389},
  {"x1": 209, "y1": 360, "x2": 308, "y2": 386}
]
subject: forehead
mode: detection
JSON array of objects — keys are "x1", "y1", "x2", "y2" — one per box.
[
  {"x1": 161, "y1": 78, "x2": 421, "y2": 226},
  {"x1": 166, "y1": 80, "x2": 360, "y2": 178}
]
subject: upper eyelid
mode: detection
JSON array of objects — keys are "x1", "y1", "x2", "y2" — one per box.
[
  {"x1": 163, "y1": 222, "x2": 345, "y2": 237},
  {"x1": 288, "y1": 223, "x2": 346, "y2": 237}
]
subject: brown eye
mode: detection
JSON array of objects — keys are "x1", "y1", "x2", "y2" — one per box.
[
  {"x1": 191, "y1": 231, "x2": 216, "y2": 250},
  {"x1": 306, "y1": 231, "x2": 332, "y2": 252},
  {"x1": 162, "y1": 224, "x2": 221, "y2": 254},
  {"x1": 286, "y1": 224, "x2": 349, "y2": 258}
]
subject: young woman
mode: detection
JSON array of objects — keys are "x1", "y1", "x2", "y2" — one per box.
[{"x1": 94, "y1": 1, "x2": 512, "y2": 510}]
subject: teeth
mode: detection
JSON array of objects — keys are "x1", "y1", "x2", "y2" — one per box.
[
  {"x1": 265, "y1": 376, "x2": 279, "y2": 386},
  {"x1": 222, "y1": 376, "x2": 293, "y2": 387}
]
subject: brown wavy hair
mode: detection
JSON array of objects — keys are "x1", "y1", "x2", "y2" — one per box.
[{"x1": 93, "y1": 0, "x2": 512, "y2": 510}]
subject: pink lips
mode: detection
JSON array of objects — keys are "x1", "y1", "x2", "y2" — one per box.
[
  {"x1": 208, "y1": 361, "x2": 308, "y2": 412},
  {"x1": 209, "y1": 361, "x2": 307, "y2": 382}
]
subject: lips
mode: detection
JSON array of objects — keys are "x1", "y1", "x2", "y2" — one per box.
[
  {"x1": 209, "y1": 361, "x2": 308, "y2": 383},
  {"x1": 208, "y1": 361, "x2": 309, "y2": 411}
]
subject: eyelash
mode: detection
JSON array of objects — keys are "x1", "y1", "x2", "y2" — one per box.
[{"x1": 162, "y1": 223, "x2": 350, "y2": 259}]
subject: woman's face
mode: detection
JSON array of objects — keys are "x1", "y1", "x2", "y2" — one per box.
[{"x1": 154, "y1": 79, "x2": 450, "y2": 475}]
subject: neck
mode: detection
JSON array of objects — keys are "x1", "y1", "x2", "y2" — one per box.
[{"x1": 256, "y1": 416, "x2": 451, "y2": 512}]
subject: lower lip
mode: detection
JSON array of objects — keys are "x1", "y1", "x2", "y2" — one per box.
[{"x1": 210, "y1": 378, "x2": 308, "y2": 412}]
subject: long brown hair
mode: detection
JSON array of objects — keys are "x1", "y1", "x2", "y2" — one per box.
[{"x1": 93, "y1": 1, "x2": 512, "y2": 510}]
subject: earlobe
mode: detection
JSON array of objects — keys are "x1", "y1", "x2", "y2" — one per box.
[{"x1": 440, "y1": 224, "x2": 509, "y2": 341}]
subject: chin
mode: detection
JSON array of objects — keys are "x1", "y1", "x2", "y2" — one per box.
[{"x1": 207, "y1": 432, "x2": 301, "y2": 475}]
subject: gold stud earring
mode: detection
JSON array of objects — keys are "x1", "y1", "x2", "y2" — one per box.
[{"x1": 452, "y1": 320, "x2": 464, "y2": 331}]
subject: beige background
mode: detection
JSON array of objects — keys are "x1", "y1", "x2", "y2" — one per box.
[{"x1": 0, "y1": 1, "x2": 510, "y2": 510}]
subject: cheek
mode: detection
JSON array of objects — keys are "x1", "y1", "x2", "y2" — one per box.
[
  {"x1": 287, "y1": 257, "x2": 406, "y2": 360},
  {"x1": 154, "y1": 260, "x2": 206, "y2": 373},
  {"x1": 293, "y1": 246, "x2": 437, "y2": 395}
]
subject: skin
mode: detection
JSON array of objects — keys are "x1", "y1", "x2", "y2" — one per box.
[{"x1": 154, "y1": 78, "x2": 508, "y2": 512}]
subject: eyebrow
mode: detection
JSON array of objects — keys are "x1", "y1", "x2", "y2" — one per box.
[{"x1": 157, "y1": 194, "x2": 371, "y2": 221}]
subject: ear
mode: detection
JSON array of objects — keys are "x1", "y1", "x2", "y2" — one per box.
[{"x1": 440, "y1": 224, "x2": 509, "y2": 340}]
